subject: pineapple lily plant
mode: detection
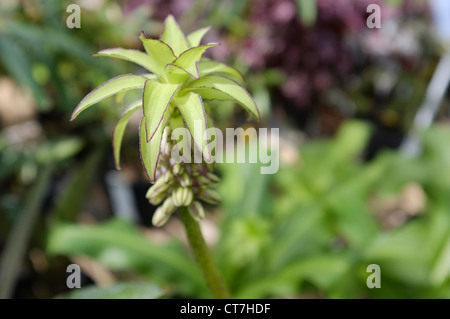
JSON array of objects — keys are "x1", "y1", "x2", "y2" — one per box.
[{"x1": 71, "y1": 15, "x2": 260, "y2": 298}]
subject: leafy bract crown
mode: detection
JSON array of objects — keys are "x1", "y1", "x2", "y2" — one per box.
[{"x1": 71, "y1": 15, "x2": 259, "y2": 182}]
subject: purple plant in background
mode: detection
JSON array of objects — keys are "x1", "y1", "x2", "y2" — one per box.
[{"x1": 122, "y1": 0, "x2": 433, "y2": 137}]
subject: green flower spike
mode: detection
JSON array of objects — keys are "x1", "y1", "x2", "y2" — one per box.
[{"x1": 71, "y1": 15, "x2": 260, "y2": 227}]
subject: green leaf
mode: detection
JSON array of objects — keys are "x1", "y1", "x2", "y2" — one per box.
[
  {"x1": 0, "y1": 164, "x2": 54, "y2": 299},
  {"x1": 385, "y1": 0, "x2": 403, "y2": 6},
  {"x1": 170, "y1": 44, "x2": 218, "y2": 79},
  {"x1": 57, "y1": 282, "x2": 162, "y2": 299},
  {"x1": 142, "y1": 80, "x2": 180, "y2": 141},
  {"x1": 70, "y1": 74, "x2": 146, "y2": 121},
  {"x1": 46, "y1": 219, "x2": 206, "y2": 297},
  {"x1": 173, "y1": 92, "x2": 211, "y2": 161},
  {"x1": 36, "y1": 138, "x2": 84, "y2": 164},
  {"x1": 296, "y1": 0, "x2": 317, "y2": 26},
  {"x1": 142, "y1": 74, "x2": 158, "y2": 80},
  {"x1": 430, "y1": 229, "x2": 450, "y2": 285},
  {"x1": 112, "y1": 100, "x2": 142, "y2": 170},
  {"x1": 3, "y1": 21, "x2": 96, "y2": 68},
  {"x1": 364, "y1": 220, "x2": 432, "y2": 286},
  {"x1": 94, "y1": 48, "x2": 157, "y2": 74},
  {"x1": 235, "y1": 255, "x2": 349, "y2": 298},
  {"x1": 205, "y1": 112, "x2": 216, "y2": 140},
  {"x1": 184, "y1": 88, "x2": 232, "y2": 100},
  {"x1": 160, "y1": 15, "x2": 189, "y2": 56},
  {"x1": 140, "y1": 113, "x2": 169, "y2": 182},
  {"x1": 327, "y1": 121, "x2": 372, "y2": 165},
  {"x1": 324, "y1": 187, "x2": 378, "y2": 248},
  {"x1": 165, "y1": 64, "x2": 191, "y2": 84},
  {"x1": 50, "y1": 151, "x2": 102, "y2": 223},
  {"x1": 0, "y1": 35, "x2": 49, "y2": 110},
  {"x1": 187, "y1": 26, "x2": 211, "y2": 47},
  {"x1": 139, "y1": 32, "x2": 176, "y2": 80},
  {"x1": 188, "y1": 75, "x2": 260, "y2": 119},
  {"x1": 198, "y1": 60, "x2": 244, "y2": 83}
]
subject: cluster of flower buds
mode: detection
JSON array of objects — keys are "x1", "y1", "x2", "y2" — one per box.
[{"x1": 146, "y1": 126, "x2": 222, "y2": 227}]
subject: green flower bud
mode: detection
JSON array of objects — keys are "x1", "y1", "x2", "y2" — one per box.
[
  {"x1": 172, "y1": 187, "x2": 193, "y2": 207},
  {"x1": 206, "y1": 162, "x2": 215, "y2": 172},
  {"x1": 196, "y1": 175, "x2": 211, "y2": 186},
  {"x1": 192, "y1": 170, "x2": 200, "y2": 178},
  {"x1": 146, "y1": 177, "x2": 169, "y2": 198},
  {"x1": 163, "y1": 170, "x2": 174, "y2": 184},
  {"x1": 172, "y1": 162, "x2": 184, "y2": 176},
  {"x1": 179, "y1": 171, "x2": 193, "y2": 187},
  {"x1": 199, "y1": 189, "x2": 221, "y2": 205},
  {"x1": 152, "y1": 197, "x2": 176, "y2": 227},
  {"x1": 148, "y1": 191, "x2": 166, "y2": 205},
  {"x1": 206, "y1": 172, "x2": 220, "y2": 184},
  {"x1": 188, "y1": 201, "x2": 205, "y2": 220},
  {"x1": 146, "y1": 178, "x2": 170, "y2": 204},
  {"x1": 163, "y1": 143, "x2": 172, "y2": 157}
]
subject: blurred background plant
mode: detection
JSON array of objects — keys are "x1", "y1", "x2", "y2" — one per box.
[{"x1": 1, "y1": 0, "x2": 450, "y2": 299}]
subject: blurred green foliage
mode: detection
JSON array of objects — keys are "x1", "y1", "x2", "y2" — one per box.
[
  {"x1": 57, "y1": 282, "x2": 162, "y2": 299},
  {"x1": 47, "y1": 121, "x2": 450, "y2": 298},
  {"x1": 1, "y1": 0, "x2": 449, "y2": 299},
  {"x1": 47, "y1": 219, "x2": 207, "y2": 297}
]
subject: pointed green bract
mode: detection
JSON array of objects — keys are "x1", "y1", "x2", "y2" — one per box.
[
  {"x1": 140, "y1": 113, "x2": 169, "y2": 182},
  {"x1": 187, "y1": 26, "x2": 211, "y2": 47},
  {"x1": 94, "y1": 48, "x2": 157, "y2": 74},
  {"x1": 197, "y1": 60, "x2": 244, "y2": 83},
  {"x1": 205, "y1": 112, "x2": 216, "y2": 131},
  {"x1": 71, "y1": 74, "x2": 146, "y2": 121},
  {"x1": 112, "y1": 100, "x2": 142, "y2": 170},
  {"x1": 205, "y1": 112, "x2": 218, "y2": 163},
  {"x1": 140, "y1": 32, "x2": 176, "y2": 80},
  {"x1": 171, "y1": 44, "x2": 218, "y2": 79},
  {"x1": 165, "y1": 64, "x2": 191, "y2": 84},
  {"x1": 173, "y1": 92, "x2": 211, "y2": 161},
  {"x1": 185, "y1": 87, "x2": 233, "y2": 100},
  {"x1": 161, "y1": 15, "x2": 189, "y2": 56},
  {"x1": 169, "y1": 114, "x2": 191, "y2": 160},
  {"x1": 143, "y1": 79, "x2": 180, "y2": 141},
  {"x1": 142, "y1": 74, "x2": 158, "y2": 80},
  {"x1": 188, "y1": 75, "x2": 260, "y2": 119}
]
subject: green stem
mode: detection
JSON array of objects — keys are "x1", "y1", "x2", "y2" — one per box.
[
  {"x1": 0, "y1": 163, "x2": 54, "y2": 299},
  {"x1": 179, "y1": 208, "x2": 231, "y2": 299}
]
